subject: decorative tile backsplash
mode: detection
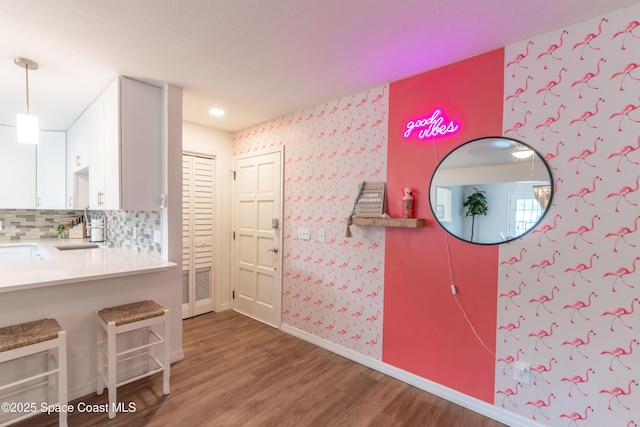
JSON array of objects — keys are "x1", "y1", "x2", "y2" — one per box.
[
  {"x1": 0, "y1": 209, "x2": 161, "y2": 256},
  {"x1": 0, "y1": 209, "x2": 81, "y2": 240},
  {"x1": 103, "y1": 210, "x2": 162, "y2": 255}
]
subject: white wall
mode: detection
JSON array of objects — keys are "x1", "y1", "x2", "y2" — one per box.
[{"x1": 182, "y1": 121, "x2": 233, "y2": 311}]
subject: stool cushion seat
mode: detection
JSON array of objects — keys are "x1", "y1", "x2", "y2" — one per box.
[
  {"x1": 0, "y1": 318, "x2": 63, "y2": 352},
  {"x1": 98, "y1": 300, "x2": 165, "y2": 326}
]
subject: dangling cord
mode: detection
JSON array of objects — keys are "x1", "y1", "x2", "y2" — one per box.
[{"x1": 432, "y1": 137, "x2": 496, "y2": 358}]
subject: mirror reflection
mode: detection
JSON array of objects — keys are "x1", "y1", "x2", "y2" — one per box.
[{"x1": 429, "y1": 136, "x2": 553, "y2": 244}]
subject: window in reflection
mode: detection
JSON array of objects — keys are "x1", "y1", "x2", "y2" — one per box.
[{"x1": 510, "y1": 192, "x2": 544, "y2": 238}]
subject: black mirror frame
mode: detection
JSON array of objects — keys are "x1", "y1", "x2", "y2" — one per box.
[{"x1": 428, "y1": 136, "x2": 554, "y2": 245}]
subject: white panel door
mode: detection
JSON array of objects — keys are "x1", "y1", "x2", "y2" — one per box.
[
  {"x1": 182, "y1": 154, "x2": 215, "y2": 319},
  {"x1": 232, "y1": 148, "x2": 283, "y2": 327}
]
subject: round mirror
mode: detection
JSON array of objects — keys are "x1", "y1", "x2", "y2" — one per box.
[{"x1": 429, "y1": 136, "x2": 553, "y2": 244}]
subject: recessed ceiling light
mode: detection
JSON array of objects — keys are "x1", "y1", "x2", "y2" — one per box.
[{"x1": 209, "y1": 108, "x2": 225, "y2": 116}]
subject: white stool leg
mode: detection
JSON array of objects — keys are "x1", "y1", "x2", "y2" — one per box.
[
  {"x1": 163, "y1": 310, "x2": 170, "y2": 395},
  {"x1": 58, "y1": 330, "x2": 68, "y2": 427},
  {"x1": 96, "y1": 316, "x2": 104, "y2": 395},
  {"x1": 107, "y1": 321, "x2": 117, "y2": 420}
]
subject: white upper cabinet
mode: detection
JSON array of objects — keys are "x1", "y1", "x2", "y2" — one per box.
[
  {"x1": 66, "y1": 110, "x2": 90, "y2": 209},
  {"x1": 88, "y1": 76, "x2": 163, "y2": 210},
  {"x1": 88, "y1": 80, "x2": 110, "y2": 209},
  {"x1": 0, "y1": 126, "x2": 36, "y2": 208},
  {"x1": 36, "y1": 131, "x2": 66, "y2": 209},
  {"x1": 67, "y1": 111, "x2": 89, "y2": 173}
]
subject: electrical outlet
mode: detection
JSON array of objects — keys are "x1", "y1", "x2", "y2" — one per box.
[
  {"x1": 153, "y1": 230, "x2": 161, "y2": 243},
  {"x1": 298, "y1": 228, "x2": 310, "y2": 240},
  {"x1": 0, "y1": 220, "x2": 3, "y2": 231},
  {"x1": 513, "y1": 361, "x2": 530, "y2": 385},
  {"x1": 318, "y1": 229, "x2": 326, "y2": 243},
  {"x1": 132, "y1": 226, "x2": 137, "y2": 239}
]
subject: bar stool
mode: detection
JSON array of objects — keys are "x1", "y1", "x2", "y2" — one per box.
[
  {"x1": 0, "y1": 318, "x2": 67, "y2": 427},
  {"x1": 96, "y1": 300, "x2": 169, "y2": 419}
]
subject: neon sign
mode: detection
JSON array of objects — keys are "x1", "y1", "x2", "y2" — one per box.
[{"x1": 403, "y1": 109, "x2": 460, "y2": 140}]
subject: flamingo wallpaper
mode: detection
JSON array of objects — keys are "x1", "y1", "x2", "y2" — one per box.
[
  {"x1": 231, "y1": 3, "x2": 640, "y2": 426},
  {"x1": 497, "y1": 4, "x2": 640, "y2": 425},
  {"x1": 233, "y1": 87, "x2": 389, "y2": 359}
]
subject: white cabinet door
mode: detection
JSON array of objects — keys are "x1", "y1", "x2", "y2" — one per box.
[
  {"x1": 66, "y1": 123, "x2": 77, "y2": 208},
  {"x1": 66, "y1": 111, "x2": 90, "y2": 209},
  {"x1": 88, "y1": 93, "x2": 103, "y2": 209},
  {"x1": 88, "y1": 80, "x2": 116, "y2": 209},
  {"x1": 0, "y1": 126, "x2": 36, "y2": 208},
  {"x1": 68, "y1": 111, "x2": 89, "y2": 173},
  {"x1": 119, "y1": 77, "x2": 162, "y2": 211},
  {"x1": 36, "y1": 131, "x2": 66, "y2": 209},
  {"x1": 102, "y1": 79, "x2": 120, "y2": 210}
]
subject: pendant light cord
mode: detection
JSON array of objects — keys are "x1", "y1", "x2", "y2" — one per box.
[{"x1": 24, "y1": 62, "x2": 30, "y2": 114}]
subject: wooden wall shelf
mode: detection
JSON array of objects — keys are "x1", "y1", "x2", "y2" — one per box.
[{"x1": 351, "y1": 217, "x2": 426, "y2": 228}]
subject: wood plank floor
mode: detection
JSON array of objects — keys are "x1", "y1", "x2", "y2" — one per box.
[{"x1": 16, "y1": 310, "x2": 506, "y2": 426}]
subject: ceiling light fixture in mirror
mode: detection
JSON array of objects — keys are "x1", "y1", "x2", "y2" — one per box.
[{"x1": 429, "y1": 136, "x2": 553, "y2": 244}]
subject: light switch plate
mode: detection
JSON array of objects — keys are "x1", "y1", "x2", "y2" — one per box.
[
  {"x1": 153, "y1": 230, "x2": 161, "y2": 243},
  {"x1": 318, "y1": 229, "x2": 326, "y2": 243},
  {"x1": 298, "y1": 228, "x2": 310, "y2": 240}
]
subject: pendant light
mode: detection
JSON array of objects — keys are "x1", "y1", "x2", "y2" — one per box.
[{"x1": 14, "y1": 57, "x2": 39, "y2": 145}]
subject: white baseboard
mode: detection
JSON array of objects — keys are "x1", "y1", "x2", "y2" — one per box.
[{"x1": 281, "y1": 323, "x2": 538, "y2": 427}]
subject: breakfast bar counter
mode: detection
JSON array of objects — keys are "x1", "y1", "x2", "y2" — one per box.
[
  {"x1": 0, "y1": 238, "x2": 177, "y2": 292},
  {"x1": 0, "y1": 238, "x2": 181, "y2": 403}
]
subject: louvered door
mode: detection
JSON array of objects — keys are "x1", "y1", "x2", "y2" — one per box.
[{"x1": 182, "y1": 154, "x2": 215, "y2": 319}]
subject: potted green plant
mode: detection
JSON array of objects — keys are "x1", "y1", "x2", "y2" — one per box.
[
  {"x1": 56, "y1": 224, "x2": 66, "y2": 239},
  {"x1": 463, "y1": 187, "x2": 488, "y2": 242}
]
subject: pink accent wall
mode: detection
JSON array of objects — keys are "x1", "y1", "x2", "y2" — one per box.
[{"x1": 383, "y1": 49, "x2": 504, "y2": 403}]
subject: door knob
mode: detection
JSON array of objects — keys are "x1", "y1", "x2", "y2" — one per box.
[{"x1": 268, "y1": 247, "x2": 279, "y2": 254}]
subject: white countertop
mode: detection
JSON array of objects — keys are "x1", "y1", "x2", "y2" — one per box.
[{"x1": 0, "y1": 238, "x2": 177, "y2": 293}]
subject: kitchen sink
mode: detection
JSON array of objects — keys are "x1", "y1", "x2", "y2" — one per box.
[
  {"x1": 0, "y1": 243, "x2": 52, "y2": 262},
  {"x1": 54, "y1": 243, "x2": 100, "y2": 251}
]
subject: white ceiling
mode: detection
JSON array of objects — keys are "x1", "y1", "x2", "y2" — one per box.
[{"x1": 1, "y1": 0, "x2": 638, "y2": 133}]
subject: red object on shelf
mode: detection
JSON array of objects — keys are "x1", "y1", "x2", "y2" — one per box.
[{"x1": 402, "y1": 188, "x2": 414, "y2": 218}]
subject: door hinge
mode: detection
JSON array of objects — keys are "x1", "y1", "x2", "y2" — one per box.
[
  {"x1": 231, "y1": 170, "x2": 236, "y2": 180},
  {"x1": 232, "y1": 231, "x2": 236, "y2": 240},
  {"x1": 232, "y1": 290, "x2": 235, "y2": 299}
]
